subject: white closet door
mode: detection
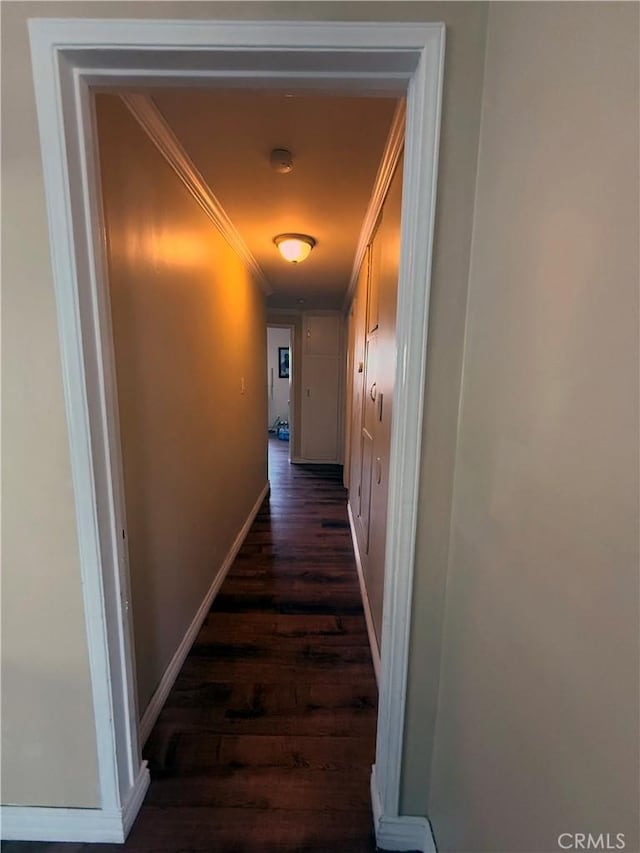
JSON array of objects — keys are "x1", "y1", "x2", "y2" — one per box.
[{"x1": 301, "y1": 314, "x2": 341, "y2": 461}]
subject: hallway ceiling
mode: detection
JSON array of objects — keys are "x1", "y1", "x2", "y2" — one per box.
[{"x1": 150, "y1": 89, "x2": 399, "y2": 309}]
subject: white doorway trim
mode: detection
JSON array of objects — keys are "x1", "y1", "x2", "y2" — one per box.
[{"x1": 16, "y1": 18, "x2": 445, "y2": 850}]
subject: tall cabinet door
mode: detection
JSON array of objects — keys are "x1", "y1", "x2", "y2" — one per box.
[
  {"x1": 367, "y1": 213, "x2": 383, "y2": 335},
  {"x1": 301, "y1": 314, "x2": 341, "y2": 461},
  {"x1": 345, "y1": 151, "x2": 403, "y2": 649},
  {"x1": 349, "y1": 252, "x2": 369, "y2": 503},
  {"x1": 356, "y1": 334, "x2": 377, "y2": 554},
  {"x1": 364, "y1": 154, "x2": 404, "y2": 640}
]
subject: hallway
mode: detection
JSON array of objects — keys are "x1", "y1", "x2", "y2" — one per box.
[{"x1": 3, "y1": 439, "x2": 378, "y2": 853}]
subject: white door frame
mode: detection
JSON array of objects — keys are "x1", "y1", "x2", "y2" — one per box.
[
  {"x1": 16, "y1": 18, "x2": 445, "y2": 850},
  {"x1": 267, "y1": 321, "x2": 296, "y2": 462}
]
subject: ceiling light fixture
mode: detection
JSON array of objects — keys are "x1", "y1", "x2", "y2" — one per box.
[{"x1": 274, "y1": 234, "x2": 316, "y2": 264}]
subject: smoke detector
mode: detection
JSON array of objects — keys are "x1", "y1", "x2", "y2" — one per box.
[{"x1": 270, "y1": 148, "x2": 293, "y2": 174}]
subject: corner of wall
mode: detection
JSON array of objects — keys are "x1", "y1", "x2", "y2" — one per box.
[{"x1": 398, "y1": 0, "x2": 491, "y2": 818}]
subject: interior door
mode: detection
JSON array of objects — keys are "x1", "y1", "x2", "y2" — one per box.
[
  {"x1": 349, "y1": 253, "x2": 369, "y2": 505},
  {"x1": 366, "y1": 213, "x2": 383, "y2": 335},
  {"x1": 356, "y1": 334, "x2": 377, "y2": 553},
  {"x1": 301, "y1": 314, "x2": 341, "y2": 461}
]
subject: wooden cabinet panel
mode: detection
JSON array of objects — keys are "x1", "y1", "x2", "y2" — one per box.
[
  {"x1": 301, "y1": 355, "x2": 340, "y2": 460},
  {"x1": 348, "y1": 255, "x2": 369, "y2": 509},
  {"x1": 357, "y1": 431, "x2": 374, "y2": 555},
  {"x1": 305, "y1": 314, "x2": 341, "y2": 356},
  {"x1": 345, "y1": 154, "x2": 404, "y2": 647},
  {"x1": 301, "y1": 313, "x2": 342, "y2": 462},
  {"x1": 362, "y1": 335, "x2": 378, "y2": 439}
]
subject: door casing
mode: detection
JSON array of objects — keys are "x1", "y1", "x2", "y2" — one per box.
[{"x1": 21, "y1": 17, "x2": 445, "y2": 847}]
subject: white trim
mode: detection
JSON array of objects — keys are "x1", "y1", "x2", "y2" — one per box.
[
  {"x1": 26, "y1": 18, "x2": 445, "y2": 844},
  {"x1": 121, "y1": 93, "x2": 272, "y2": 296},
  {"x1": 78, "y1": 66, "x2": 142, "y2": 806},
  {"x1": 268, "y1": 308, "x2": 347, "y2": 317},
  {"x1": 27, "y1": 18, "x2": 440, "y2": 53},
  {"x1": 347, "y1": 502, "x2": 381, "y2": 687},
  {"x1": 0, "y1": 764, "x2": 150, "y2": 843},
  {"x1": 28, "y1": 21, "x2": 128, "y2": 816},
  {"x1": 291, "y1": 457, "x2": 341, "y2": 465},
  {"x1": 0, "y1": 807, "x2": 125, "y2": 844},
  {"x1": 139, "y1": 481, "x2": 270, "y2": 745},
  {"x1": 121, "y1": 762, "x2": 151, "y2": 837},
  {"x1": 343, "y1": 99, "x2": 406, "y2": 311},
  {"x1": 370, "y1": 766, "x2": 436, "y2": 853},
  {"x1": 374, "y1": 29, "x2": 446, "y2": 822}
]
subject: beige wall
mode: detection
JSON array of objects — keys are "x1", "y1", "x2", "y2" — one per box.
[
  {"x1": 401, "y1": 2, "x2": 488, "y2": 810},
  {"x1": 6, "y1": 0, "x2": 632, "y2": 839},
  {"x1": 96, "y1": 94, "x2": 267, "y2": 713},
  {"x1": 1, "y1": 1, "x2": 100, "y2": 808},
  {"x1": 424, "y1": 3, "x2": 640, "y2": 851},
  {"x1": 1, "y1": 0, "x2": 487, "y2": 814}
]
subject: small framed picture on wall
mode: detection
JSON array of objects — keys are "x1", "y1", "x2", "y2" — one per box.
[{"x1": 278, "y1": 347, "x2": 290, "y2": 379}]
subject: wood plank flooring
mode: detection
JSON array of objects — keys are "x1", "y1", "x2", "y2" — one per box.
[{"x1": 2, "y1": 438, "x2": 379, "y2": 853}]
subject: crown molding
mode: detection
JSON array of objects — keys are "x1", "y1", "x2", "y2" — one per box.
[
  {"x1": 343, "y1": 98, "x2": 406, "y2": 311},
  {"x1": 120, "y1": 93, "x2": 273, "y2": 296}
]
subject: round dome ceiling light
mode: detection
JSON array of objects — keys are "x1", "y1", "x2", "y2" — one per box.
[
  {"x1": 270, "y1": 149, "x2": 293, "y2": 174},
  {"x1": 274, "y1": 234, "x2": 316, "y2": 264}
]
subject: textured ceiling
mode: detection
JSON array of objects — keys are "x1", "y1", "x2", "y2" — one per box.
[{"x1": 150, "y1": 89, "x2": 399, "y2": 309}]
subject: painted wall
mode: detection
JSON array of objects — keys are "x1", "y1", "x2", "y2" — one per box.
[
  {"x1": 423, "y1": 3, "x2": 639, "y2": 851},
  {"x1": 1, "y1": 0, "x2": 488, "y2": 814},
  {"x1": 96, "y1": 94, "x2": 267, "y2": 715},
  {"x1": 1, "y1": 1, "x2": 101, "y2": 809},
  {"x1": 267, "y1": 327, "x2": 291, "y2": 427},
  {"x1": 400, "y1": 2, "x2": 488, "y2": 809}
]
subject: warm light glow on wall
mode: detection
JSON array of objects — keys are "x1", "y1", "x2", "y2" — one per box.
[
  {"x1": 274, "y1": 234, "x2": 316, "y2": 264},
  {"x1": 122, "y1": 229, "x2": 210, "y2": 270}
]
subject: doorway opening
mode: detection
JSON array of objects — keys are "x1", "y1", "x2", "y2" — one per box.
[
  {"x1": 93, "y1": 83, "x2": 400, "y2": 748},
  {"x1": 267, "y1": 325, "x2": 293, "y2": 462},
  {"x1": 21, "y1": 18, "x2": 445, "y2": 849}
]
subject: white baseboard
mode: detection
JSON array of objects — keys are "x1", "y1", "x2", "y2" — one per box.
[
  {"x1": 122, "y1": 761, "x2": 151, "y2": 837},
  {"x1": 371, "y1": 765, "x2": 436, "y2": 853},
  {"x1": 347, "y1": 502, "x2": 381, "y2": 686},
  {"x1": 0, "y1": 762, "x2": 150, "y2": 843},
  {"x1": 139, "y1": 481, "x2": 270, "y2": 744},
  {"x1": 1, "y1": 478, "x2": 269, "y2": 845}
]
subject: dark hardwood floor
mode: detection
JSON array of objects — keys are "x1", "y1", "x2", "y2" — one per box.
[{"x1": 3, "y1": 438, "x2": 379, "y2": 853}]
